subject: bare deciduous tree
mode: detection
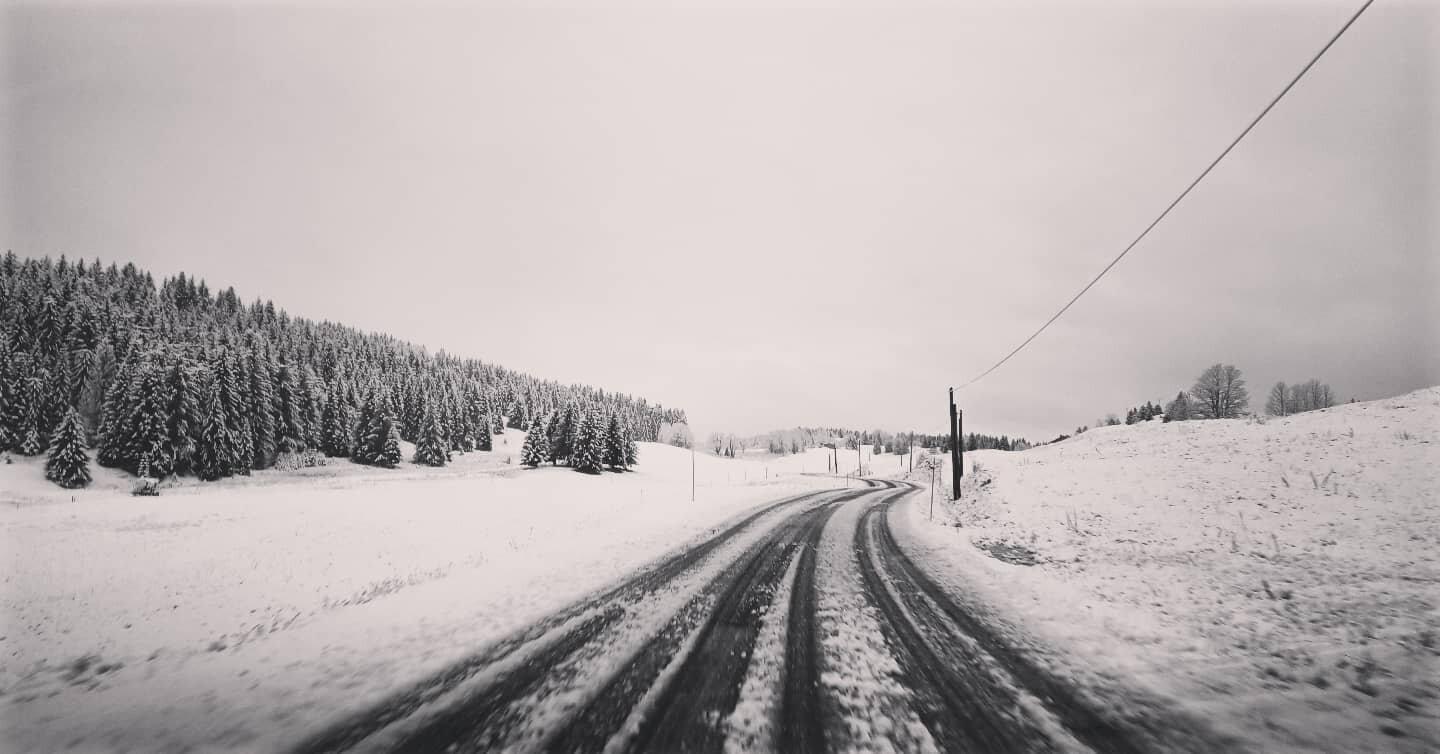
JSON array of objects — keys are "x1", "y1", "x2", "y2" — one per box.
[
  {"x1": 1269, "y1": 378, "x2": 1334, "y2": 415},
  {"x1": 1294, "y1": 379, "x2": 1334, "y2": 412},
  {"x1": 1266, "y1": 381, "x2": 1290, "y2": 416},
  {"x1": 1190, "y1": 363, "x2": 1249, "y2": 419}
]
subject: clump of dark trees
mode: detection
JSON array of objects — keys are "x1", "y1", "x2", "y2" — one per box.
[
  {"x1": 519, "y1": 403, "x2": 639, "y2": 473},
  {"x1": 0, "y1": 254, "x2": 682, "y2": 488}
]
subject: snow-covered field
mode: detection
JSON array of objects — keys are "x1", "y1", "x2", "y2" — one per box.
[
  {"x1": 0, "y1": 440, "x2": 836, "y2": 753},
  {"x1": 895, "y1": 388, "x2": 1440, "y2": 753}
]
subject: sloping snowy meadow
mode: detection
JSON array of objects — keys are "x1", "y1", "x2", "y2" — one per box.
[
  {"x1": 897, "y1": 388, "x2": 1439, "y2": 753},
  {"x1": 0, "y1": 441, "x2": 836, "y2": 752}
]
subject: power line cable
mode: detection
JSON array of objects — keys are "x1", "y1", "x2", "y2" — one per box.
[{"x1": 957, "y1": 0, "x2": 1375, "y2": 391}]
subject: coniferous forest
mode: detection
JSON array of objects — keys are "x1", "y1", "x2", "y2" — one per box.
[{"x1": 0, "y1": 254, "x2": 684, "y2": 488}]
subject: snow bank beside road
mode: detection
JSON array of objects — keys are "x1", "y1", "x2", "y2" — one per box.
[
  {"x1": 895, "y1": 388, "x2": 1440, "y2": 753},
  {"x1": 0, "y1": 442, "x2": 834, "y2": 753}
]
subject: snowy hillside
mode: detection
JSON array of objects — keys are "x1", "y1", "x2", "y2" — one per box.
[
  {"x1": 0, "y1": 442, "x2": 837, "y2": 752},
  {"x1": 895, "y1": 388, "x2": 1439, "y2": 753}
]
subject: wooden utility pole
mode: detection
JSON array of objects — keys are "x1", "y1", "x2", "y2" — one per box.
[
  {"x1": 856, "y1": 438, "x2": 862, "y2": 478},
  {"x1": 929, "y1": 463, "x2": 936, "y2": 520},
  {"x1": 691, "y1": 446, "x2": 695, "y2": 502},
  {"x1": 949, "y1": 388, "x2": 961, "y2": 501}
]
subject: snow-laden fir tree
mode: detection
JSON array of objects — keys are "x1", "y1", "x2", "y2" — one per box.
[
  {"x1": 413, "y1": 411, "x2": 448, "y2": 467},
  {"x1": 571, "y1": 405, "x2": 605, "y2": 474},
  {"x1": 603, "y1": 412, "x2": 626, "y2": 471},
  {"x1": 375, "y1": 414, "x2": 403, "y2": 468},
  {"x1": 320, "y1": 391, "x2": 351, "y2": 457},
  {"x1": 355, "y1": 409, "x2": 403, "y2": 468},
  {"x1": 624, "y1": 421, "x2": 639, "y2": 469},
  {"x1": 448, "y1": 410, "x2": 473, "y2": 453},
  {"x1": 0, "y1": 358, "x2": 20, "y2": 452},
  {"x1": 18, "y1": 403, "x2": 45, "y2": 456},
  {"x1": 350, "y1": 392, "x2": 379, "y2": 465},
  {"x1": 507, "y1": 400, "x2": 527, "y2": 430},
  {"x1": 275, "y1": 359, "x2": 307, "y2": 453},
  {"x1": 520, "y1": 414, "x2": 548, "y2": 468},
  {"x1": 164, "y1": 361, "x2": 200, "y2": 475},
  {"x1": 45, "y1": 407, "x2": 90, "y2": 488},
  {"x1": 474, "y1": 411, "x2": 492, "y2": 451},
  {"x1": 544, "y1": 411, "x2": 564, "y2": 466},
  {"x1": 248, "y1": 349, "x2": 278, "y2": 469},
  {"x1": 195, "y1": 380, "x2": 238, "y2": 481}
]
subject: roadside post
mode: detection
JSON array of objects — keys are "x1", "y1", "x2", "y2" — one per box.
[{"x1": 949, "y1": 388, "x2": 961, "y2": 501}]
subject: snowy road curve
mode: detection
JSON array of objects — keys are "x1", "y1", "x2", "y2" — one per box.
[{"x1": 287, "y1": 480, "x2": 1186, "y2": 754}]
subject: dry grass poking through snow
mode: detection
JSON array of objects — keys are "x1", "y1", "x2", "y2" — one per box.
[{"x1": 899, "y1": 387, "x2": 1440, "y2": 753}]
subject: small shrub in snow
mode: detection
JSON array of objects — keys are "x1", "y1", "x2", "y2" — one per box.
[{"x1": 131, "y1": 477, "x2": 160, "y2": 496}]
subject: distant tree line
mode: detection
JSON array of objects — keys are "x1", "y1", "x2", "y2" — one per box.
[
  {"x1": 709, "y1": 425, "x2": 1031, "y2": 457},
  {"x1": 0, "y1": 254, "x2": 683, "y2": 488}
]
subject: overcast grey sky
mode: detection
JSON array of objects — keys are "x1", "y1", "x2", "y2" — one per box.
[{"x1": 3, "y1": 0, "x2": 1436, "y2": 441}]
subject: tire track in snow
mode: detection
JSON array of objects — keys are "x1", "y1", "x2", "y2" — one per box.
[
  {"x1": 286, "y1": 487, "x2": 837, "y2": 754},
  {"x1": 612, "y1": 499, "x2": 842, "y2": 753},
  {"x1": 722, "y1": 536, "x2": 802, "y2": 753},
  {"x1": 546, "y1": 487, "x2": 873, "y2": 753},
  {"x1": 813, "y1": 480, "x2": 939, "y2": 754},
  {"x1": 856, "y1": 489, "x2": 1146, "y2": 754}
]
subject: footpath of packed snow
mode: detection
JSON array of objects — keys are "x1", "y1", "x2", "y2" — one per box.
[
  {"x1": 893, "y1": 387, "x2": 1440, "y2": 753},
  {"x1": 0, "y1": 441, "x2": 836, "y2": 753}
]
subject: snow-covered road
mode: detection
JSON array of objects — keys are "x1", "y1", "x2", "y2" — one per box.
[{"x1": 286, "y1": 479, "x2": 1221, "y2": 754}]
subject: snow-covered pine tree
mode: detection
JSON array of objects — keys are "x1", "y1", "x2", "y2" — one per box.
[
  {"x1": 45, "y1": 407, "x2": 90, "y2": 488},
  {"x1": 248, "y1": 349, "x2": 278, "y2": 469},
  {"x1": 1164, "y1": 391, "x2": 1190, "y2": 422},
  {"x1": 195, "y1": 379, "x2": 238, "y2": 481},
  {"x1": 0, "y1": 350, "x2": 23, "y2": 452},
  {"x1": 563, "y1": 404, "x2": 582, "y2": 463},
  {"x1": 320, "y1": 390, "x2": 351, "y2": 457},
  {"x1": 218, "y1": 351, "x2": 253, "y2": 474},
  {"x1": 413, "y1": 411, "x2": 448, "y2": 467},
  {"x1": 275, "y1": 359, "x2": 305, "y2": 453},
  {"x1": 18, "y1": 402, "x2": 45, "y2": 456},
  {"x1": 621, "y1": 418, "x2": 638, "y2": 469},
  {"x1": 521, "y1": 415, "x2": 548, "y2": 468},
  {"x1": 474, "y1": 411, "x2": 492, "y2": 451},
  {"x1": 299, "y1": 364, "x2": 324, "y2": 448},
  {"x1": 448, "y1": 410, "x2": 473, "y2": 453},
  {"x1": 131, "y1": 366, "x2": 173, "y2": 476},
  {"x1": 164, "y1": 361, "x2": 200, "y2": 475},
  {"x1": 545, "y1": 411, "x2": 564, "y2": 466},
  {"x1": 571, "y1": 405, "x2": 604, "y2": 474},
  {"x1": 376, "y1": 413, "x2": 403, "y2": 468},
  {"x1": 355, "y1": 407, "x2": 403, "y2": 468},
  {"x1": 603, "y1": 412, "x2": 625, "y2": 471}
]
